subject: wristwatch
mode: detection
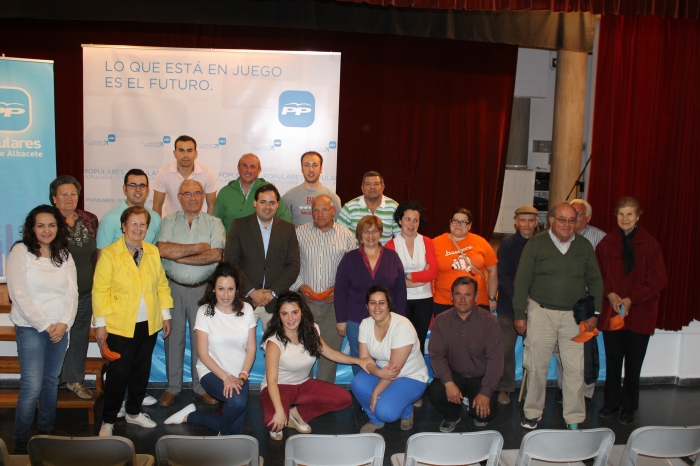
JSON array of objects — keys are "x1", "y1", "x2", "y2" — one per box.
[{"x1": 489, "y1": 296, "x2": 497, "y2": 302}]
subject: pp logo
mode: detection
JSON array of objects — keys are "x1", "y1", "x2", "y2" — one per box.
[
  {"x1": 274, "y1": 139, "x2": 282, "y2": 147},
  {"x1": 108, "y1": 134, "x2": 116, "y2": 143},
  {"x1": 218, "y1": 137, "x2": 227, "y2": 146},
  {"x1": 329, "y1": 141, "x2": 337, "y2": 149},
  {"x1": 279, "y1": 90, "x2": 315, "y2": 127},
  {"x1": 0, "y1": 87, "x2": 31, "y2": 132},
  {"x1": 163, "y1": 136, "x2": 171, "y2": 144}
]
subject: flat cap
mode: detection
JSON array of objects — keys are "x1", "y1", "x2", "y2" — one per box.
[{"x1": 515, "y1": 205, "x2": 539, "y2": 215}]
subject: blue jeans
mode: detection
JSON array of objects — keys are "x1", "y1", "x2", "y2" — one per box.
[
  {"x1": 351, "y1": 371, "x2": 426, "y2": 425},
  {"x1": 187, "y1": 372, "x2": 249, "y2": 435},
  {"x1": 346, "y1": 321, "x2": 361, "y2": 376},
  {"x1": 14, "y1": 325, "x2": 69, "y2": 450}
]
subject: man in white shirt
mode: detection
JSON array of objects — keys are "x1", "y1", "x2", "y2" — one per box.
[{"x1": 152, "y1": 135, "x2": 218, "y2": 217}]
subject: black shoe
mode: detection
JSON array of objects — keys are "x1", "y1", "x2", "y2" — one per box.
[
  {"x1": 38, "y1": 429, "x2": 53, "y2": 435},
  {"x1": 555, "y1": 388, "x2": 563, "y2": 403},
  {"x1": 598, "y1": 406, "x2": 620, "y2": 419},
  {"x1": 619, "y1": 409, "x2": 635, "y2": 425}
]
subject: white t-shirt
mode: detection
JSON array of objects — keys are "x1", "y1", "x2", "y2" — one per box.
[
  {"x1": 358, "y1": 313, "x2": 428, "y2": 383},
  {"x1": 153, "y1": 160, "x2": 218, "y2": 216},
  {"x1": 194, "y1": 302, "x2": 256, "y2": 380},
  {"x1": 260, "y1": 324, "x2": 320, "y2": 390}
]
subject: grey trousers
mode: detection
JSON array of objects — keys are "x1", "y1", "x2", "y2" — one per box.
[
  {"x1": 60, "y1": 290, "x2": 92, "y2": 384},
  {"x1": 165, "y1": 282, "x2": 206, "y2": 395},
  {"x1": 307, "y1": 301, "x2": 343, "y2": 383},
  {"x1": 497, "y1": 314, "x2": 518, "y2": 393}
]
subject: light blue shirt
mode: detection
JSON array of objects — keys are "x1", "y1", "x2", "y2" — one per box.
[
  {"x1": 96, "y1": 201, "x2": 161, "y2": 249},
  {"x1": 257, "y1": 216, "x2": 273, "y2": 258}
]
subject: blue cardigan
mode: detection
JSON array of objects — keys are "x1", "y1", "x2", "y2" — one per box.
[{"x1": 334, "y1": 247, "x2": 407, "y2": 324}]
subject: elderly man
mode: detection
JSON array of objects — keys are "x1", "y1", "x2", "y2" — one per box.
[
  {"x1": 214, "y1": 153, "x2": 291, "y2": 233},
  {"x1": 428, "y1": 277, "x2": 503, "y2": 432},
  {"x1": 282, "y1": 151, "x2": 342, "y2": 227},
  {"x1": 571, "y1": 199, "x2": 606, "y2": 248},
  {"x1": 152, "y1": 135, "x2": 218, "y2": 216},
  {"x1": 290, "y1": 194, "x2": 356, "y2": 382},
  {"x1": 157, "y1": 179, "x2": 226, "y2": 407},
  {"x1": 514, "y1": 202, "x2": 603, "y2": 430},
  {"x1": 495, "y1": 205, "x2": 539, "y2": 406},
  {"x1": 224, "y1": 184, "x2": 300, "y2": 329},
  {"x1": 337, "y1": 171, "x2": 399, "y2": 245}
]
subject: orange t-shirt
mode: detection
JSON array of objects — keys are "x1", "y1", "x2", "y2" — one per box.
[{"x1": 432, "y1": 232, "x2": 498, "y2": 306}]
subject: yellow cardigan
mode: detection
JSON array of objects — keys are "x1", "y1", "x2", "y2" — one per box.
[{"x1": 92, "y1": 237, "x2": 174, "y2": 337}]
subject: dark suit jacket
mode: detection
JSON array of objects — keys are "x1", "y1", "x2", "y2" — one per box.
[{"x1": 224, "y1": 213, "x2": 300, "y2": 313}]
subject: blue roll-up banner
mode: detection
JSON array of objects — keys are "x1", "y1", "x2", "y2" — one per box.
[{"x1": 0, "y1": 57, "x2": 57, "y2": 277}]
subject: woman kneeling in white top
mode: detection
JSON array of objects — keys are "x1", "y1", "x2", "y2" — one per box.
[
  {"x1": 350, "y1": 284, "x2": 428, "y2": 433},
  {"x1": 261, "y1": 291, "x2": 372, "y2": 441},
  {"x1": 165, "y1": 262, "x2": 256, "y2": 435}
]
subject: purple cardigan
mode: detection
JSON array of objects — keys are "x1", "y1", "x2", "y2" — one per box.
[{"x1": 334, "y1": 248, "x2": 407, "y2": 324}]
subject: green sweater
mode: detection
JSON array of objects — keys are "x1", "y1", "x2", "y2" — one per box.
[
  {"x1": 213, "y1": 177, "x2": 291, "y2": 234},
  {"x1": 512, "y1": 231, "x2": 603, "y2": 320}
]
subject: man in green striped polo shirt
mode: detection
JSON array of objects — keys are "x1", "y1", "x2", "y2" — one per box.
[{"x1": 337, "y1": 171, "x2": 400, "y2": 245}]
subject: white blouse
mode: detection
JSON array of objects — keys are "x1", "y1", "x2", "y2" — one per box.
[{"x1": 260, "y1": 324, "x2": 320, "y2": 390}]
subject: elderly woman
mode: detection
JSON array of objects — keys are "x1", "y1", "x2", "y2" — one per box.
[
  {"x1": 93, "y1": 206, "x2": 173, "y2": 436},
  {"x1": 350, "y1": 285, "x2": 428, "y2": 433},
  {"x1": 335, "y1": 215, "x2": 407, "y2": 374},
  {"x1": 432, "y1": 208, "x2": 498, "y2": 317},
  {"x1": 49, "y1": 175, "x2": 98, "y2": 400},
  {"x1": 7, "y1": 205, "x2": 78, "y2": 453},
  {"x1": 164, "y1": 262, "x2": 256, "y2": 435},
  {"x1": 386, "y1": 201, "x2": 438, "y2": 354},
  {"x1": 596, "y1": 196, "x2": 667, "y2": 425}
]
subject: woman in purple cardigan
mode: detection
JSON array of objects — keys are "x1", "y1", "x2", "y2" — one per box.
[{"x1": 335, "y1": 215, "x2": 407, "y2": 375}]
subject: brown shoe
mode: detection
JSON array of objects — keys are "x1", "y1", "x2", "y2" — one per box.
[
  {"x1": 195, "y1": 392, "x2": 219, "y2": 405},
  {"x1": 158, "y1": 392, "x2": 178, "y2": 407},
  {"x1": 498, "y1": 391, "x2": 511, "y2": 405}
]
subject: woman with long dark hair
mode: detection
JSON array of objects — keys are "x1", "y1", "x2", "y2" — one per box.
[
  {"x1": 164, "y1": 262, "x2": 256, "y2": 435},
  {"x1": 261, "y1": 291, "x2": 372, "y2": 441},
  {"x1": 7, "y1": 205, "x2": 78, "y2": 453}
]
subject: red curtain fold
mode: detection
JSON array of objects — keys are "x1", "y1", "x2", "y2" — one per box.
[
  {"x1": 589, "y1": 14, "x2": 700, "y2": 330},
  {"x1": 0, "y1": 19, "x2": 517, "y2": 240},
  {"x1": 338, "y1": 0, "x2": 700, "y2": 19}
]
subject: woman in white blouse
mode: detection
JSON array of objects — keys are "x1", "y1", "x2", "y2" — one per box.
[
  {"x1": 7, "y1": 205, "x2": 78, "y2": 453},
  {"x1": 350, "y1": 285, "x2": 428, "y2": 434},
  {"x1": 164, "y1": 262, "x2": 256, "y2": 435},
  {"x1": 261, "y1": 291, "x2": 372, "y2": 441}
]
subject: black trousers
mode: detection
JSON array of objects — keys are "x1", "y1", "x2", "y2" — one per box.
[
  {"x1": 428, "y1": 372, "x2": 498, "y2": 423},
  {"x1": 406, "y1": 297, "x2": 433, "y2": 354},
  {"x1": 103, "y1": 322, "x2": 158, "y2": 424},
  {"x1": 602, "y1": 329, "x2": 650, "y2": 412}
]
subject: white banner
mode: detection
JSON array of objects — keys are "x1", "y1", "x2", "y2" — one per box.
[{"x1": 83, "y1": 45, "x2": 340, "y2": 218}]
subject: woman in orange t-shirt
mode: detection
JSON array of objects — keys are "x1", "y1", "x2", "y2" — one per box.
[{"x1": 432, "y1": 208, "x2": 498, "y2": 317}]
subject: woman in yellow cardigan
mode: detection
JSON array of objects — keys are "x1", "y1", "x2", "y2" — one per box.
[{"x1": 93, "y1": 206, "x2": 174, "y2": 437}]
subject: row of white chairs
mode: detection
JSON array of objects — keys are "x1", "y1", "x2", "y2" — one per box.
[{"x1": 1, "y1": 425, "x2": 698, "y2": 466}]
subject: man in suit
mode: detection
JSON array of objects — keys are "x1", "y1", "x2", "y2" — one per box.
[{"x1": 224, "y1": 183, "x2": 300, "y2": 329}]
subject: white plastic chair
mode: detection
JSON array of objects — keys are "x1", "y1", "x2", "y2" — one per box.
[
  {"x1": 0, "y1": 437, "x2": 28, "y2": 466},
  {"x1": 607, "y1": 425, "x2": 700, "y2": 466},
  {"x1": 500, "y1": 428, "x2": 615, "y2": 466},
  {"x1": 284, "y1": 433, "x2": 384, "y2": 466},
  {"x1": 390, "y1": 431, "x2": 504, "y2": 466},
  {"x1": 155, "y1": 435, "x2": 263, "y2": 466},
  {"x1": 27, "y1": 435, "x2": 154, "y2": 466}
]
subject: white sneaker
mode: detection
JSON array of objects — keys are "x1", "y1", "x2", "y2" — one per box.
[
  {"x1": 125, "y1": 412, "x2": 156, "y2": 428},
  {"x1": 142, "y1": 394, "x2": 157, "y2": 406},
  {"x1": 117, "y1": 402, "x2": 126, "y2": 418},
  {"x1": 164, "y1": 403, "x2": 196, "y2": 425},
  {"x1": 99, "y1": 422, "x2": 113, "y2": 437}
]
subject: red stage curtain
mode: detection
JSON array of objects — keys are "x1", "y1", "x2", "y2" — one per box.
[
  {"x1": 338, "y1": 0, "x2": 700, "y2": 19},
  {"x1": 589, "y1": 15, "x2": 700, "y2": 330},
  {"x1": 0, "y1": 19, "x2": 517, "y2": 240}
]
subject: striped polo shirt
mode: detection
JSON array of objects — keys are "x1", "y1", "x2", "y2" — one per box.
[{"x1": 337, "y1": 195, "x2": 400, "y2": 245}]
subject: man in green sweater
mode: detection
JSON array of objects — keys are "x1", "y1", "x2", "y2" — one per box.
[
  {"x1": 513, "y1": 202, "x2": 603, "y2": 431},
  {"x1": 213, "y1": 153, "x2": 291, "y2": 233}
]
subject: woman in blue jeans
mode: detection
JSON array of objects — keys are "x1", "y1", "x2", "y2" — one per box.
[
  {"x1": 351, "y1": 285, "x2": 427, "y2": 433},
  {"x1": 6, "y1": 205, "x2": 78, "y2": 453},
  {"x1": 164, "y1": 262, "x2": 256, "y2": 434}
]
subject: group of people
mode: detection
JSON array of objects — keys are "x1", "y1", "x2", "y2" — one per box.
[{"x1": 5, "y1": 134, "x2": 666, "y2": 453}]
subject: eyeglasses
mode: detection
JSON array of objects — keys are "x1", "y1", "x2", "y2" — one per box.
[
  {"x1": 127, "y1": 222, "x2": 147, "y2": 228},
  {"x1": 575, "y1": 211, "x2": 586, "y2": 218},
  {"x1": 179, "y1": 191, "x2": 203, "y2": 199},
  {"x1": 553, "y1": 217, "x2": 577, "y2": 225},
  {"x1": 126, "y1": 183, "x2": 148, "y2": 190},
  {"x1": 363, "y1": 229, "x2": 380, "y2": 235},
  {"x1": 450, "y1": 219, "x2": 470, "y2": 226}
]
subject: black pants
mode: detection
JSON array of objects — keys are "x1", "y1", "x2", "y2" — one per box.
[
  {"x1": 103, "y1": 322, "x2": 158, "y2": 424},
  {"x1": 602, "y1": 329, "x2": 650, "y2": 412},
  {"x1": 406, "y1": 298, "x2": 433, "y2": 354},
  {"x1": 433, "y1": 302, "x2": 453, "y2": 319},
  {"x1": 428, "y1": 372, "x2": 498, "y2": 423}
]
